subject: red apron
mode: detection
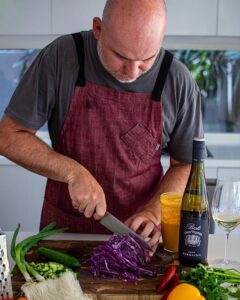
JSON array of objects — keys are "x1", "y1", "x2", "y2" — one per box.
[{"x1": 40, "y1": 33, "x2": 173, "y2": 233}]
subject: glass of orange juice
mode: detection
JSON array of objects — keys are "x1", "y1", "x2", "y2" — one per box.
[{"x1": 160, "y1": 192, "x2": 182, "y2": 252}]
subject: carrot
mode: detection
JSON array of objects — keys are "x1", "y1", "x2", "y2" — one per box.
[
  {"x1": 156, "y1": 265, "x2": 177, "y2": 293},
  {"x1": 16, "y1": 297, "x2": 28, "y2": 300}
]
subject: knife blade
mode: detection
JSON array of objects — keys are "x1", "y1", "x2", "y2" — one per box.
[{"x1": 99, "y1": 211, "x2": 152, "y2": 251}]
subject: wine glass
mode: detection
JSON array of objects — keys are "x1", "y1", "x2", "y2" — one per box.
[{"x1": 211, "y1": 178, "x2": 240, "y2": 269}]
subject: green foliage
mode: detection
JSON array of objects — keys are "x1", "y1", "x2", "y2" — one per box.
[
  {"x1": 180, "y1": 264, "x2": 240, "y2": 300},
  {"x1": 173, "y1": 50, "x2": 221, "y2": 99}
]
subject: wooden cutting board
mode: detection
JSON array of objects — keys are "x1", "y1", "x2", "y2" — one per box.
[{"x1": 12, "y1": 240, "x2": 181, "y2": 300}]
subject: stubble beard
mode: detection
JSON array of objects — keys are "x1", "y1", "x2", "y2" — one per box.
[{"x1": 97, "y1": 42, "x2": 146, "y2": 84}]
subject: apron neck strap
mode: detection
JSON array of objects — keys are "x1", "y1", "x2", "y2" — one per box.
[
  {"x1": 72, "y1": 32, "x2": 86, "y2": 87},
  {"x1": 72, "y1": 32, "x2": 174, "y2": 98},
  {"x1": 152, "y1": 50, "x2": 173, "y2": 101}
]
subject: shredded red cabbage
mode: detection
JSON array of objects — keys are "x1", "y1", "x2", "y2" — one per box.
[{"x1": 89, "y1": 233, "x2": 156, "y2": 280}]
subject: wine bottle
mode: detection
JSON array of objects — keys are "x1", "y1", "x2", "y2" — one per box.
[{"x1": 178, "y1": 137, "x2": 209, "y2": 267}]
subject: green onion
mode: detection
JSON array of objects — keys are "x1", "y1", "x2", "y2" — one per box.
[
  {"x1": 22, "y1": 221, "x2": 57, "y2": 255},
  {"x1": 21, "y1": 227, "x2": 67, "y2": 254},
  {"x1": 11, "y1": 223, "x2": 20, "y2": 261},
  {"x1": 12, "y1": 221, "x2": 68, "y2": 282},
  {"x1": 25, "y1": 261, "x2": 45, "y2": 282},
  {"x1": 15, "y1": 243, "x2": 32, "y2": 282}
]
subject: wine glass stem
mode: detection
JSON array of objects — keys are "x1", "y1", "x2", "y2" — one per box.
[{"x1": 224, "y1": 232, "x2": 230, "y2": 264}]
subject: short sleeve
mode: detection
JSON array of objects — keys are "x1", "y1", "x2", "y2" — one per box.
[
  {"x1": 161, "y1": 56, "x2": 204, "y2": 164},
  {"x1": 168, "y1": 87, "x2": 204, "y2": 163}
]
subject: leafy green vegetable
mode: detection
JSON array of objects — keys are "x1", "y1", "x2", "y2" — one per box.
[{"x1": 180, "y1": 264, "x2": 240, "y2": 300}]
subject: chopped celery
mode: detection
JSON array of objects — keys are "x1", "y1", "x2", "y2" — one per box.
[{"x1": 30, "y1": 262, "x2": 76, "y2": 279}]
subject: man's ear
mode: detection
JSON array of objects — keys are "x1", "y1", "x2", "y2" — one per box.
[{"x1": 92, "y1": 17, "x2": 102, "y2": 40}]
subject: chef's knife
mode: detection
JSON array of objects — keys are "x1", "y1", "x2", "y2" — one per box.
[{"x1": 100, "y1": 211, "x2": 152, "y2": 251}]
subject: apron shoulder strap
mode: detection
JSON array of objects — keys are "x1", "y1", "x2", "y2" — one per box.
[
  {"x1": 152, "y1": 50, "x2": 173, "y2": 101},
  {"x1": 72, "y1": 32, "x2": 85, "y2": 87}
]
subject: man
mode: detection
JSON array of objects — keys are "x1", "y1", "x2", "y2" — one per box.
[{"x1": 0, "y1": 0, "x2": 203, "y2": 253}]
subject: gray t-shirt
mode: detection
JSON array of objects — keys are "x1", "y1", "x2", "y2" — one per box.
[{"x1": 5, "y1": 30, "x2": 203, "y2": 163}]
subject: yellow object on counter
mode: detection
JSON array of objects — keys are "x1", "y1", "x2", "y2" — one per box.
[
  {"x1": 160, "y1": 192, "x2": 182, "y2": 252},
  {"x1": 167, "y1": 283, "x2": 205, "y2": 300}
]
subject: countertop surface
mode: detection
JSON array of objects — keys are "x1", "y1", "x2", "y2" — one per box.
[
  {"x1": 3, "y1": 232, "x2": 240, "y2": 299},
  {"x1": 4, "y1": 232, "x2": 240, "y2": 270},
  {"x1": 161, "y1": 143, "x2": 240, "y2": 168}
]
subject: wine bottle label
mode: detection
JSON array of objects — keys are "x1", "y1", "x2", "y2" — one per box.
[{"x1": 179, "y1": 212, "x2": 208, "y2": 262}]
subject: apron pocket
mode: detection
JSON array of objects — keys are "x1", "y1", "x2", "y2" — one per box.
[{"x1": 121, "y1": 123, "x2": 160, "y2": 161}]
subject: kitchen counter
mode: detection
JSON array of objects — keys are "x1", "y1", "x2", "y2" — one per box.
[
  {"x1": 4, "y1": 232, "x2": 240, "y2": 299},
  {"x1": 161, "y1": 133, "x2": 240, "y2": 179},
  {"x1": 5, "y1": 232, "x2": 240, "y2": 271}
]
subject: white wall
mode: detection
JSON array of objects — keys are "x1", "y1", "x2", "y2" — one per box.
[
  {"x1": 0, "y1": 0, "x2": 240, "y2": 49},
  {"x1": 0, "y1": 160, "x2": 46, "y2": 231}
]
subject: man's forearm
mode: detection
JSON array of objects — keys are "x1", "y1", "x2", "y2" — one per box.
[
  {"x1": 0, "y1": 116, "x2": 107, "y2": 219},
  {"x1": 156, "y1": 161, "x2": 191, "y2": 195},
  {"x1": 142, "y1": 159, "x2": 191, "y2": 224},
  {"x1": 0, "y1": 118, "x2": 81, "y2": 183}
]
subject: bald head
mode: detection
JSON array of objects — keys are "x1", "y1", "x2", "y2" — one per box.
[
  {"x1": 102, "y1": 0, "x2": 166, "y2": 35},
  {"x1": 92, "y1": 0, "x2": 167, "y2": 82},
  {"x1": 102, "y1": 0, "x2": 166, "y2": 19}
]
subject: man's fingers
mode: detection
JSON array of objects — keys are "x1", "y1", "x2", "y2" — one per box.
[
  {"x1": 93, "y1": 202, "x2": 107, "y2": 220},
  {"x1": 149, "y1": 241, "x2": 159, "y2": 256},
  {"x1": 72, "y1": 201, "x2": 79, "y2": 210},
  {"x1": 76, "y1": 199, "x2": 88, "y2": 213},
  {"x1": 133, "y1": 220, "x2": 161, "y2": 248},
  {"x1": 124, "y1": 217, "x2": 133, "y2": 228},
  {"x1": 83, "y1": 202, "x2": 97, "y2": 218},
  {"x1": 124, "y1": 214, "x2": 161, "y2": 254},
  {"x1": 125, "y1": 216, "x2": 156, "y2": 238},
  {"x1": 147, "y1": 227, "x2": 161, "y2": 248},
  {"x1": 128, "y1": 217, "x2": 144, "y2": 233},
  {"x1": 139, "y1": 221, "x2": 155, "y2": 239},
  {"x1": 76, "y1": 197, "x2": 106, "y2": 219},
  {"x1": 68, "y1": 168, "x2": 106, "y2": 219}
]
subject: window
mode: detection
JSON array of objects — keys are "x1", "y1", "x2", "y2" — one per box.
[
  {"x1": 171, "y1": 50, "x2": 240, "y2": 133},
  {"x1": 0, "y1": 49, "x2": 41, "y2": 126},
  {"x1": 0, "y1": 49, "x2": 240, "y2": 133}
]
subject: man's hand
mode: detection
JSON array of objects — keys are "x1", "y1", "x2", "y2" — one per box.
[
  {"x1": 124, "y1": 211, "x2": 161, "y2": 255},
  {"x1": 68, "y1": 167, "x2": 107, "y2": 220},
  {"x1": 124, "y1": 157, "x2": 191, "y2": 254}
]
